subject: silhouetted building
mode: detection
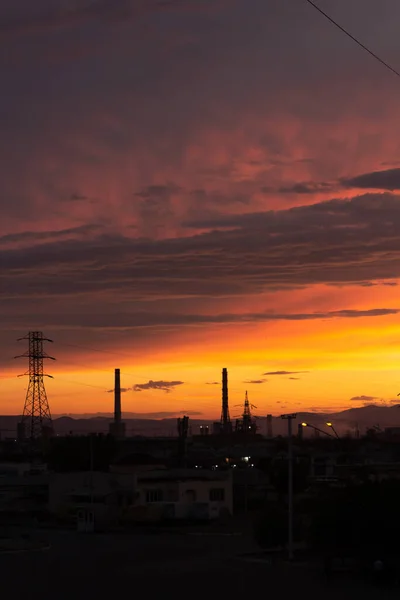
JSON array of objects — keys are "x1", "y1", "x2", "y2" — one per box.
[
  {"x1": 50, "y1": 468, "x2": 233, "y2": 527},
  {"x1": 199, "y1": 425, "x2": 209, "y2": 436},
  {"x1": 266, "y1": 414, "x2": 273, "y2": 438},
  {"x1": 212, "y1": 422, "x2": 221, "y2": 435},
  {"x1": 0, "y1": 462, "x2": 48, "y2": 516},
  {"x1": 132, "y1": 468, "x2": 233, "y2": 521},
  {"x1": 177, "y1": 416, "x2": 189, "y2": 466},
  {"x1": 297, "y1": 423, "x2": 303, "y2": 440}
]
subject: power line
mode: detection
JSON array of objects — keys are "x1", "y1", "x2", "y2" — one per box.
[
  {"x1": 63, "y1": 342, "x2": 131, "y2": 359},
  {"x1": 0, "y1": 371, "x2": 107, "y2": 391},
  {"x1": 54, "y1": 377, "x2": 108, "y2": 391},
  {"x1": 304, "y1": 0, "x2": 400, "y2": 79}
]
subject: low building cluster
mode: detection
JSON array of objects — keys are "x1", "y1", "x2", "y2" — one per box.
[{"x1": 0, "y1": 460, "x2": 233, "y2": 531}]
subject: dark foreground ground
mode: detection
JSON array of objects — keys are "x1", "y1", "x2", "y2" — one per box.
[{"x1": 0, "y1": 529, "x2": 398, "y2": 599}]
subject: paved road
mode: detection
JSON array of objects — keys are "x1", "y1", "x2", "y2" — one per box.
[{"x1": 0, "y1": 530, "x2": 398, "y2": 599}]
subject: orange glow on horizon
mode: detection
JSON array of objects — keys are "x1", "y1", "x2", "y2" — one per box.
[{"x1": 2, "y1": 289, "x2": 400, "y2": 418}]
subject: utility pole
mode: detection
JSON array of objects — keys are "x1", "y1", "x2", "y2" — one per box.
[
  {"x1": 281, "y1": 413, "x2": 297, "y2": 561},
  {"x1": 90, "y1": 434, "x2": 94, "y2": 507},
  {"x1": 15, "y1": 332, "x2": 55, "y2": 442}
]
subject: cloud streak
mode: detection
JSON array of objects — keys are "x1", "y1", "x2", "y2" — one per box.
[
  {"x1": 5, "y1": 187, "x2": 400, "y2": 307},
  {"x1": 1, "y1": 308, "x2": 397, "y2": 330},
  {"x1": 133, "y1": 380, "x2": 184, "y2": 393},
  {"x1": 263, "y1": 371, "x2": 309, "y2": 376},
  {"x1": 342, "y1": 168, "x2": 400, "y2": 191}
]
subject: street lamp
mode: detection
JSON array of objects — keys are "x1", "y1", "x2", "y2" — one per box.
[
  {"x1": 301, "y1": 422, "x2": 335, "y2": 439},
  {"x1": 325, "y1": 421, "x2": 340, "y2": 439},
  {"x1": 281, "y1": 413, "x2": 297, "y2": 561}
]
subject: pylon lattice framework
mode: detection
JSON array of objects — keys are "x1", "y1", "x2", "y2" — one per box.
[{"x1": 16, "y1": 332, "x2": 55, "y2": 440}]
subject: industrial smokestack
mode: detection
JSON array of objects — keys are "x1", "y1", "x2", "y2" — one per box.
[
  {"x1": 222, "y1": 368, "x2": 228, "y2": 418},
  {"x1": 109, "y1": 368, "x2": 126, "y2": 439},
  {"x1": 220, "y1": 368, "x2": 231, "y2": 433},
  {"x1": 114, "y1": 368, "x2": 121, "y2": 423}
]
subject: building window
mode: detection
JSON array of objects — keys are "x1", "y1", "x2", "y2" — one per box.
[
  {"x1": 209, "y1": 488, "x2": 225, "y2": 502},
  {"x1": 146, "y1": 489, "x2": 163, "y2": 503}
]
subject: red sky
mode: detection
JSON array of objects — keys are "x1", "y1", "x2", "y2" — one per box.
[{"x1": 2, "y1": 0, "x2": 400, "y2": 419}]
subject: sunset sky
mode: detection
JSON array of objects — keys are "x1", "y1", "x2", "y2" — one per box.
[{"x1": 2, "y1": 0, "x2": 400, "y2": 419}]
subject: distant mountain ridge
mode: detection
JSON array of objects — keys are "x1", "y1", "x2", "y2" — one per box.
[{"x1": 0, "y1": 404, "x2": 399, "y2": 437}]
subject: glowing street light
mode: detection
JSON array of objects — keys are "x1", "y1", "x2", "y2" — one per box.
[
  {"x1": 301, "y1": 422, "x2": 335, "y2": 439},
  {"x1": 326, "y1": 421, "x2": 340, "y2": 439}
]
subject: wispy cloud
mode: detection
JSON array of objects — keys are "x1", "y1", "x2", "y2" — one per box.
[
  {"x1": 106, "y1": 387, "x2": 130, "y2": 393},
  {"x1": 122, "y1": 410, "x2": 203, "y2": 418},
  {"x1": 350, "y1": 395, "x2": 379, "y2": 402},
  {"x1": 6, "y1": 193, "x2": 400, "y2": 312},
  {"x1": 263, "y1": 370, "x2": 309, "y2": 376},
  {"x1": 278, "y1": 182, "x2": 334, "y2": 195},
  {"x1": 3, "y1": 306, "x2": 397, "y2": 330},
  {"x1": 244, "y1": 379, "x2": 267, "y2": 384},
  {"x1": 280, "y1": 167, "x2": 400, "y2": 196},
  {"x1": 133, "y1": 380, "x2": 184, "y2": 393}
]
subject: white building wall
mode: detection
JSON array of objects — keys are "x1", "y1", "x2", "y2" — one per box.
[{"x1": 135, "y1": 470, "x2": 233, "y2": 519}]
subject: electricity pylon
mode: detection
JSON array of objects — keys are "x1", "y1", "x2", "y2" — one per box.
[{"x1": 15, "y1": 332, "x2": 55, "y2": 441}]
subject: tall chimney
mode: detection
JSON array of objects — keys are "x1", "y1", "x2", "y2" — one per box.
[
  {"x1": 114, "y1": 368, "x2": 121, "y2": 423},
  {"x1": 221, "y1": 368, "x2": 231, "y2": 432}
]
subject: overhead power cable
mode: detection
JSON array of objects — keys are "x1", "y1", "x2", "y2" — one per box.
[{"x1": 304, "y1": 0, "x2": 400, "y2": 79}]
